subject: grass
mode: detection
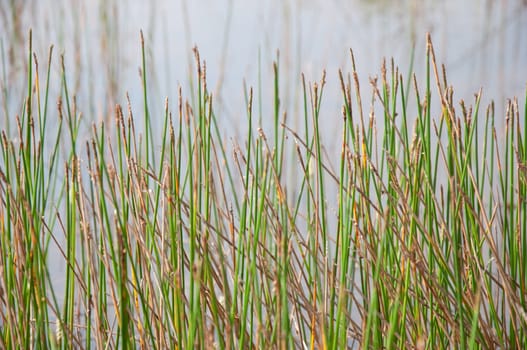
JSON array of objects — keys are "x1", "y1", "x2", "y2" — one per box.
[{"x1": 0, "y1": 31, "x2": 526, "y2": 349}]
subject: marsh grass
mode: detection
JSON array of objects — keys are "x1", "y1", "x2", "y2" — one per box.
[{"x1": 0, "y1": 32, "x2": 526, "y2": 349}]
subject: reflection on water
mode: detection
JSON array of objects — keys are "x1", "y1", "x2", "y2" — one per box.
[{"x1": 1, "y1": 0, "x2": 526, "y2": 132}]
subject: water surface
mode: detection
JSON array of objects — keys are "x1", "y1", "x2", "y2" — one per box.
[{"x1": 1, "y1": 0, "x2": 525, "y2": 133}]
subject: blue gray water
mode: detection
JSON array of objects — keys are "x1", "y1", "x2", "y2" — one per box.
[{"x1": 1, "y1": 0, "x2": 526, "y2": 132}]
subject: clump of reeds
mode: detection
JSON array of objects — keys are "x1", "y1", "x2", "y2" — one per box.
[{"x1": 0, "y1": 32, "x2": 526, "y2": 349}]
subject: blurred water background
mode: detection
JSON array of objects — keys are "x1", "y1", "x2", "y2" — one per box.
[{"x1": 1, "y1": 0, "x2": 526, "y2": 140}]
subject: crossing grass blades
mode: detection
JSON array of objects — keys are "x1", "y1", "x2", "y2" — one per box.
[{"x1": 0, "y1": 32, "x2": 526, "y2": 349}]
